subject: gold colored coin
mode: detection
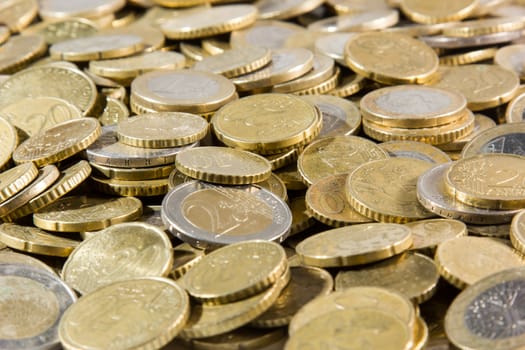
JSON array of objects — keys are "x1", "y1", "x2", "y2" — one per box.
[
  {"x1": 0, "y1": 26, "x2": 8, "y2": 45},
  {"x1": 275, "y1": 163, "x2": 307, "y2": 190},
  {"x1": 0, "y1": 35, "x2": 46, "y2": 74},
  {"x1": 231, "y1": 48, "x2": 314, "y2": 92},
  {"x1": 0, "y1": 0, "x2": 38, "y2": 32},
  {"x1": 285, "y1": 308, "x2": 413, "y2": 350},
  {"x1": 0, "y1": 223, "x2": 79, "y2": 257},
  {"x1": 289, "y1": 286, "x2": 416, "y2": 336},
  {"x1": 24, "y1": 18, "x2": 99, "y2": 45},
  {"x1": 433, "y1": 64, "x2": 520, "y2": 111},
  {"x1": 102, "y1": 21, "x2": 166, "y2": 52},
  {"x1": 91, "y1": 177, "x2": 170, "y2": 197},
  {"x1": 327, "y1": 73, "x2": 367, "y2": 98},
  {"x1": 436, "y1": 236, "x2": 524, "y2": 290},
  {"x1": 33, "y1": 195, "x2": 143, "y2": 232},
  {"x1": 257, "y1": 172, "x2": 288, "y2": 202},
  {"x1": 38, "y1": 0, "x2": 126, "y2": 20},
  {"x1": 0, "y1": 116, "x2": 17, "y2": 170},
  {"x1": 363, "y1": 110, "x2": 475, "y2": 145},
  {"x1": 59, "y1": 277, "x2": 190, "y2": 350},
  {"x1": 62, "y1": 222, "x2": 173, "y2": 294},
  {"x1": 379, "y1": 140, "x2": 451, "y2": 164},
  {"x1": 272, "y1": 54, "x2": 334, "y2": 93},
  {"x1": 181, "y1": 241, "x2": 287, "y2": 304},
  {"x1": 91, "y1": 162, "x2": 174, "y2": 181},
  {"x1": 344, "y1": 31, "x2": 439, "y2": 85},
  {"x1": 230, "y1": 20, "x2": 306, "y2": 50},
  {"x1": 176, "y1": 146, "x2": 272, "y2": 185},
  {"x1": 12, "y1": 118, "x2": 101, "y2": 167},
  {"x1": 439, "y1": 47, "x2": 498, "y2": 66},
  {"x1": 288, "y1": 196, "x2": 315, "y2": 236},
  {"x1": 188, "y1": 328, "x2": 286, "y2": 350},
  {"x1": 5, "y1": 160, "x2": 92, "y2": 221},
  {"x1": 0, "y1": 65, "x2": 98, "y2": 116},
  {"x1": 468, "y1": 224, "x2": 510, "y2": 238},
  {"x1": 98, "y1": 97, "x2": 129, "y2": 126},
  {"x1": 201, "y1": 38, "x2": 230, "y2": 55},
  {"x1": 0, "y1": 165, "x2": 60, "y2": 218},
  {"x1": 194, "y1": 46, "x2": 272, "y2": 78},
  {"x1": 161, "y1": 5, "x2": 258, "y2": 40},
  {"x1": 461, "y1": 122, "x2": 525, "y2": 158},
  {"x1": 445, "y1": 154, "x2": 525, "y2": 210},
  {"x1": 0, "y1": 96, "x2": 83, "y2": 137},
  {"x1": 0, "y1": 162, "x2": 37, "y2": 204},
  {"x1": 335, "y1": 252, "x2": 440, "y2": 304},
  {"x1": 291, "y1": 67, "x2": 340, "y2": 96},
  {"x1": 346, "y1": 158, "x2": 435, "y2": 223},
  {"x1": 117, "y1": 112, "x2": 208, "y2": 148},
  {"x1": 296, "y1": 223, "x2": 413, "y2": 267},
  {"x1": 0, "y1": 250, "x2": 56, "y2": 275},
  {"x1": 256, "y1": 0, "x2": 324, "y2": 20},
  {"x1": 180, "y1": 267, "x2": 290, "y2": 339},
  {"x1": 212, "y1": 93, "x2": 321, "y2": 155},
  {"x1": 360, "y1": 85, "x2": 467, "y2": 129},
  {"x1": 297, "y1": 135, "x2": 389, "y2": 186},
  {"x1": 443, "y1": 17, "x2": 525, "y2": 38},
  {"x1": 171, "y1": 242, "x2": 205, "y2": 280},
  {"x1": 506, "y1": 91, "x2": 525, "y2": 123},
  {"x1": 511, "y1": 210, "x2": 525, "y2": 254},
  {"x1": 405, "y1": 218, "x2": 467, "y2": 251},
  {"x1": 251, "y1": 266, "x2": 333, "y2": 328},
  {"x1": 413, "y1": 317, "x2": 429, "y2": 350},
  {"x1": 305, "y1": 173, "x2": 372, "y2": 227},
  {"x1": 308, "y1": 8, "x2": 399, "y2": 33},
  {"x1": 445, "y1": 267, "x2": 525, "y2": 350},
  {"x1": 437, "y1": 114, "x2": 496, "y2": 152},
  {"x1": 400, "y1": 0, "x2": 478, "y2": 24},
  {"x1": 50, "y1": 34, "x2": 144, "y2": 62},
  {"x1": 131, "y1": 69, "x2": 237, "y2": 114}
]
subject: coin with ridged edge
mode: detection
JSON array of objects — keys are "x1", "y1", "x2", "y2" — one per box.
[
  {"x1": 400, "y1": 0, "x2": 478, "y2": 24},
  {"x1": 0, "y1": 162, "x2": 37, "y2": 203},
  {"x1": 511, "y1": 210, "x2": 525, "y2": 255},
  {"x1": 193, "y1": 46, "x2": 272, "y2": 78},
  {"x1": 461, "y1": 122, "x2": 525, "y2": 158},
  {"x1": 91, "y1": 177, "x2": 170, "y2": 197},
  {"x1": 0, "y1": 35, "x2": 46, "y2": 74}
]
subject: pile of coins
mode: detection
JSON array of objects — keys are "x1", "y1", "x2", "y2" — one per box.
[{"x1": 4, "y1": 0, "x2": 525, "y2": 349}]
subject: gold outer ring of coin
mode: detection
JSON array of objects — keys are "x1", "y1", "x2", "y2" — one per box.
[
  {"x1": 0, "y1": 35, "x2": 47, "y2": 74},
  {"x1": 510, "y1": 209, "x2": 525, "y2": 254},
  {"x1": 328, "y1": 73, "x2": 367, "y2": 98},
  {"x1": 91, "y1": 177, "x2": 170, "y2": 197},
  {"x1": 379, "y1": 140, "x2": 451, "y2": 164},
  {"x1": 91, "y1": 162, "x2": 174, "y2": 181},
  {"x1": 461, "y1": 122, "x2": 525, "y2": 158},
  {"x1": 0, "y1": 162, "x2": 38, "y2": 203}
]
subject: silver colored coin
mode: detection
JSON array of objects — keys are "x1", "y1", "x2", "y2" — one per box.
[
  {"x1": 308, "y1": 9, "x2": 399, "y2": 32},
  {"x1": 416, "y1": 162, "x2": 519, "y2": 225},
  {"x1": 420, "y1": 30, "x2": 523, "y2": 49},
  {"x1": 161, "y1": 180, "x2": 292, "y2": 248},
  {"x1": 0, "y1": 263, "x2": 76, "y2": 350},
  {"x1": 85, "y1": 125, "x2": 198, "y2": 168},
  {"x1": 462, "y1": 123, "x2": 525, "y2": 158},
  {"x1": 314, "y1": 32, "x2": 356, "y2": 65}
]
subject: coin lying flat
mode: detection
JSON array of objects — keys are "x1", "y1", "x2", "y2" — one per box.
[
  {"x1": 405, "y1": 218, "x2": 467, "y2": 252},
  {"x1": 0, "y1": 35, "x2": 46, "y2": 74},
  {"x1": 38, "y1": 0, "x2": 126, "y2": 20},
  {"x1": 379, "y1": 140, "x2": 451, "y2": 164},
  {"x1": 25, "y1": 17, "x2": 99, "y2": 45},
  {"x1": 0, "y1": 250, "x2": 56, "y2": 275},
  {"x1": 0, "y1": 0, "x2": 38, "y2": 32},
  {"x1": 230, "y1": 20, "x2": 306, "y2": 50},
  {"x1": 0, "y1": 264, "x2": 76, "y2": 350},
  {"x1": 308, "y1": 8, "x2": 399, "y2": 32},
  {"x1": 400, "y1": 0, "x2": 478, "y2": 24},
  {"x1": 255, "y1": 0, "x2": 324, "y2": 20}
]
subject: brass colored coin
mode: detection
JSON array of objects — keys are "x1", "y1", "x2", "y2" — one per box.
[
  {"x1": 179, "y1": 42, "x2": 208, "y2": 63},
  {"x1": 297, "y1": 135, "x2": 389, "y2": 186},
  {"x1": 59, "y1": 277, "x2": 189, "y2": 350},
  {"x1": 13, "y1": 118, "x2": 101, "y2": 167},
  {"x1": 511, "y1": 210, "x2": 525, "y2": 254},
  {"x1": 24, "y1": 18, "x2": 99, "y2": 45},
  {"x1": 201, "y1": 39, "x2": 229, "y2": 55},
  {"x1": 379, "y1": 140, "x2": 451, "y2": 164},
  {"x1": 188, "y1": 328, "x2": 286, "y2": 350},
  {"x1": 33, "y1": 195, "x2": 143, "y2": 232},
  {"x1": 445, "y1": 154, "x2": 525, "y2": 210},
  {"x1": 335, "y1": 252, "x2": 440, "y2": 304},
  {"x1": 91, "y1": 162, "x2": 174, "y2": 181},
  {"x1": 344, "y1": 31, "x2": 439, "y2": 85},
  {"x1": 438, "y1": 114, "x2": 496, "y2": 152},
  {"x1": 251, "y1": 266, "x2": 333, "y2": 328},
  {"x1": 433, "y1": 64, "x2": 520, "y2": 111},
  {"x1": 435, "y1": 236, "x2": 524, "y2": 289},
  {"x1": 0, "y1": 162, "x2": 37, "y2": 203},
  {"x1": 62, "y1": 222, "x2": 172, "y2": 294},
  {"x1": 0, "y1": 264, "x2": 76, "y2": 350},
  {"x1": 363, "y1": 109, "x2": 475, "y2": 145},
  {"x1": 443, "y1": 17, "x2": 525, "y2": 38},
  {"x1": 231, "y1": 48, "x2": 314, "y2": 92},
  {"x1": 275, "y1": 163, "x2": 307, "y2": 190},
  {"x1": 292, "y1": 67, "x2": 340, "y2": 96},
  {"x1": 468, "y1": 224, "x2": 510, "y2": 238},
  {"x1": 445, "y1": 267, "x2": 525, "y2": 350},
  {"x1": 102, "y1": 21, "x2": 166, "y2": 51},
  {"x1": 50, "y1": 34, "x2": 144, "y2": 62},
  {"x1": 0, "y1": 250, "x2": 56, "y2": 275},
  {"x1": 91, "y1": 177, "x2": 170, "y2": 197},
  {"x1": 421, "y1": 30, "x2": 523, "y2": 49},
  {"x1": 0, "y1": 65, "x2": 98, "y2": 116},
  {"x1": 5, "y1": 160, "x2": 92, "y2": 221},
  {"x1": 0, "y1": 165, "x2": 60, "y2": 218},
  {"x1": 308, "y1": 8, "x2": 399, "y2": 33},
  {"x1": 400, "y1": 0, "x2": 478, "y2": 24},
  {"x1": 131, "y1": 69, "x2": 237, "y2": 114},
  {"x1": 89, "y1": 50, "x2": 186, "y2": 81},
  {"x1": 171, "y1": 242, "x2": 205, "y2": 280},
  {"x1": 257, "y1": 172, "x2": 288, "y2": 202},
  {"x1": 347, "y1": 158, "x2": 435, "y2": 223},
  {"x1": 295, "y1": 223, "x2": 413, "y2": 267},
  {"x1": 289, "y1": 286, "x2": 416, "y2": 336},
  {"x1": 405, "y1": 218, "x2": 467, "y2": 251},
  {"x1": 0, "y1": 223, "x2": 79, "y2": 257},
  {"x1": 285, "y1": 308, "x2": 413, "y2": 350},
  {"x1": 117, "y1": 113, "x2": 208, "y2": 148},
  {"x1": 212, "y1": 93, "x2": 321, "y2": 155},
  {"x1": 255, "y1": 0, "x2": 324, "y2": 20},
  {"x1": 38, "y1": 0, "x2": 126, "y2": 20},
  {"x1": 86, "y1": 125, "x2": 197, "y2": 168},
  {"x1": 161, "y1": 5, "x2": 257, "y2": 40},
  {"x1": 417, "y1": 162, "x2": 520, "y2": 225},
  {"x1": 495, "y1": 44, "x2": 525, "y2": 80},
  {"x1": 360, "y1": 85, "x2": 467, "y2": 128},
  {"x1": 272, "y1": 54, "x2": 334, "y2": 93},
  {"x1": 305, "y1": 173, "x2": 372, "y2": 227},
  {"x1": 0, "y1": 96, "x2": 83, "y2": 137},
  {"x1": 327, "y1": 73, "x2": 366, "y2": 98},
  {"x1": 176, "y1": 146, "x2": 272, "y2": 185},
  {"x1": 0, "y1": 35, "x2": 46, "y2": 74},
  {"x1": 0, "y1": 0, "x2": 38, "y2": 32},
  {"x1": 180, "y1": 267, "x2": 290, "y2": 339},
  {"x1": 180, "y1": 241, "x2": 287, "y2": 304},
  {"x1": 289, "y1": 196, "x2": 316, "y2": 236},
  {"x1": 413, "y1": 317, "x2": 429, "y2": 350},
  {"x1": 439, "y1": 47, "x2": 498, "y2": 66},
  {"x1": 230, "y1": 20, "x2": 306, "y2": 50},
  {"x1": 506, "y1": 92, "x2": 525, "y2": 123},
  {"x1": 99, "y1": 96, "x2": 129, "y2": 125},
  {"x1": 462, "y1": 122, "x2": 525, "y2": 158},
  {"x1": 300, "y1": 94, "x2": 361, "y2": 138},
  {"x1": 194, "y1": 46, "x2": 272, "y2": 78},
  {"x1": 326, "y1": 0, "x2": 390, "y2": 14}
]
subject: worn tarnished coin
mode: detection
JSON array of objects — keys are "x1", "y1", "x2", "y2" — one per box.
[
  {"x1": 405, "y1": 218, "x2": 467, "y2": 251},
  {"x1": 59, "y1": 278, "x2": 189, "y2": 350},
  {"x1": 62, "y1": 222, "x2": 172, "y2": 294},
  {"x1": 0, "y1": 264, "x2": 76, "y2": 350},
  {"x1": 494, "y1": 44, "x2": 525, "y2": 80}
]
